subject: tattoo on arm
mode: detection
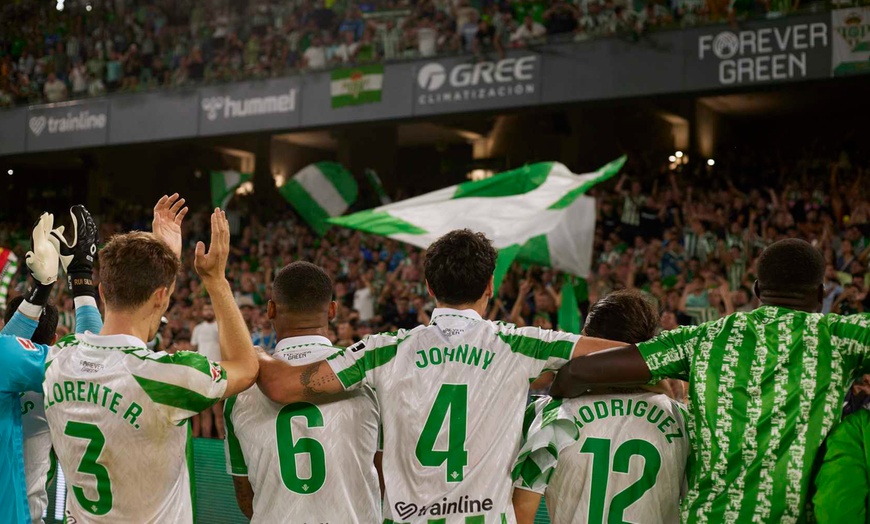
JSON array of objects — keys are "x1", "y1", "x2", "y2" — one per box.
[{"x1": 299, "y1": 362, "x2": 337, "y2": 400}]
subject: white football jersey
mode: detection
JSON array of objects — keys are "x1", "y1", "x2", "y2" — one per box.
[
  {"x1": 326, "y1": 308, "x2": 579, "y2": 523},
  {"x1": 513, "y1": 392, "x2": 689, "y2": 524},
  {"x1": 225, "y1": 335, "x2": 380, "y2": 523},
  {"x1": 21, "y1": 390, "x2": 51, "y2": 523},
  {"x1": 43, "y1": 333, "x2": 227, "y2": 523}
]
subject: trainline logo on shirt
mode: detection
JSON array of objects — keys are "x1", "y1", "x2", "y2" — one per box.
[
  {"x1": 28, "y1": 110, "x2": 107, "y2": 136},
  {"x1": 394, "y1": 496, "x2": 494, "y2": 520},
  {"x1": 201, "y1": 89, "x2": 297, "y2": 121}
]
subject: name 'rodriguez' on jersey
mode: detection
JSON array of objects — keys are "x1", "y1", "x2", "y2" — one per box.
[{"x1": 326, "y1": 307, "x2": 580, "y2": 524}]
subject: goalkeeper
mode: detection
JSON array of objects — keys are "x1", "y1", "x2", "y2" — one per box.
[{"x1": 0, "y1": 207, "x2": 102, "y2": 524}]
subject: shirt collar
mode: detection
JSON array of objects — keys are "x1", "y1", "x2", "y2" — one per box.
[
  {"x1": 275, "y1": 335, "x2": 334, "y2": 352},
  {"x1": 430, "y1": 308, "x2": 483, "y2": 324},
  {"x1": 80, "y1": 332, "x2": 147, "y2": 350}
]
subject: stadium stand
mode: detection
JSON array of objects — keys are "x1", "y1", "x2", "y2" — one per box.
[{"x1": 0, "y1": 0, "x2": 837, "y2": 107}]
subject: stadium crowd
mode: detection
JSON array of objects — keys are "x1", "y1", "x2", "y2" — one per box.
[
  {"x1": 0, "y1": 0, "x2": 809, "y2": 107},
  {"x1": 1, "y1": 143, "x2": 867, "y2": 440}
]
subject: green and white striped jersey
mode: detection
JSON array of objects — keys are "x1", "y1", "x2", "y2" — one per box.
[
  {"x1": 224, "y1": 335, "x2": 381, "y2": 523},
  {"x1": 638, "y1": 306, "x2": 870, "y2": 523},
  {"x1": 326, "y1": 308, "x2": 580, "y2": 524},
  {"x1": 44, "y1": 333, "x2": 227, "y2": 523},
  {"x1": 512, "y1": 393, "x2": 689, "y2": 524}
]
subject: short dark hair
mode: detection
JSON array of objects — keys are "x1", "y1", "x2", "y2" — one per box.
[
  {"x1": 99, "y1": 232, "x2": 180, "y2": 310},
  {"x1": 4, "y1": 296, "x2": 59, "y2": 345},
  {"x1": 757, "y1": 239, "x2": 824, "y2": 297},
  {"x1": 272, "y1": 261, "x2": 333, "y2": 313},
  {"x1": 583, "y1": 290, "x2": 658, "y2": 344},
  {"x1": 424, "y1": 229, "x2": 498, "y2": 305}
]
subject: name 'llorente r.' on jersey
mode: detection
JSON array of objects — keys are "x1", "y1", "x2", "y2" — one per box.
[
  {"x1": 326, "y1": 308, "x2": 579, "y2": 524},
  {"x1": 638, "y1": 306, "x2": 870, "y2": 523},
  {"x1": 513, "y1": 392, "x2": 690, "y2": 524},
  {"x1": 225, "y1": 336, "x2": 381, "y2": 523},
  {"x1": 44, "y1": 333, "x2": 227, "y2": 524}
]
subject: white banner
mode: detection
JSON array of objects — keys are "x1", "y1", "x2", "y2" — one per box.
[{"x1": 832, "y1": 7, "x2": 870, "y2": 76}]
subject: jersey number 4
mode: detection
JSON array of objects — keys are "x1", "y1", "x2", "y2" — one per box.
[
  {"x1": 276, "y1": 402, "x2": 327, "y2": 494},
  {"x1": 581, "y1": 437, "x2": 662, "y2": 524},
  {"x1": 415, "y1": 384, "x2": 469, "y2": 483},
  {"x1": 64, "y1": 421, "x2": 114, "y2": 516}
]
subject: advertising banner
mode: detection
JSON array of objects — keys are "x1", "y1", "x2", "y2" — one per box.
[
  {"x1": 198, "y1": 78, "x2": 300, "y2": 136},
  {"x1": 0, "y1": 108, "x2": 26, "y2": 156},
  {"x1": 412, "y1": 52, "x2": 542, "y2": 116},
  {"x1": 109, "y1": 90, "x2": 199, "y2": 144},
  {"x1": 26, "y1": 99, "x2": 109, "y2": 152},
  {"x1": 686, "y1": 14, "x2": 831, "y2": 89},
  {"x1": 832, "y1": 7, "x2": 870, "y2": 76}
]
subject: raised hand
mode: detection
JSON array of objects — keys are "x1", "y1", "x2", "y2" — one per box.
[
  {"x1": 153, "y1": 193, "x2": 188, "y2": 258},
  {"x1": 26, "y1": 213, "x2": 60, "y2": 286},
  {"x1": 195, "y1": 208, "x2": 230, "y2": 282},
  {"x1": 51, "y1": 205, "x2": 98, "y2": 278}
]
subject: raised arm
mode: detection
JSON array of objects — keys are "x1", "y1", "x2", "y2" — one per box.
[
  {"x1": 52, "y1": 205, "x2": 102, "y2": 333},
  {"x1": 3, "y1": 213, "x2": 59, "y2": 337},
  {"x1": 195, "y1": 209, "x2": 259, "y2": 398}
]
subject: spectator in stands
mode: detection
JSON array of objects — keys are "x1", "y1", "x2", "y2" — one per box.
[
  {"x1": 543, "y1": 0, "x2": 581, "y2": 35},
  {"x1": 335, "y1": 31, "x2": 359, "y2": 64},
  {"x1": 69, "y1": 61, "x2": 88, "y2": 97},
  {"x1": 474, "y1": 17, "x2": 504, "y2": 58},
  {"x1": 303, "y1": 34, "x2": 328, "y2": 70},
  {"x1": 42, "y1": 72, "x2": 67, "y2": 102},
  {"x1": 511, "y1": 15, "x2": 547, "y2": 45},
  {"x1": 191, "y1": 303, "x2": 223, "y2": 439}
]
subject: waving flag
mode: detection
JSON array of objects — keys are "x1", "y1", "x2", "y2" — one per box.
[
  {"x1": 279, "y1": 162, "x2": 359, "y2": 235},
  {"x1": 0, "y1": 248, "x2": 18, "y2": 309},
  {"x1": 210, "y1": 171, "x2": 252, "y2": 209},
  {"x1": 330, "y1": 157, "x2": 625, "y2": 282}
]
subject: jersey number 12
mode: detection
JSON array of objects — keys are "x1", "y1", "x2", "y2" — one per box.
[
  {"x1": 415, "y1": 384, "x2": 468, "y2": 483},
  {"x1": 581, "y1": 437, "x2": 662, "y2": 524}
]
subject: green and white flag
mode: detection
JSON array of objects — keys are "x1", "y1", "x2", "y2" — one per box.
[
  {"x1": 330, "y1": 157, "x2": 626, "y2": 286},
  {"x1": 279, "y1": 162, "x2": 359, "y2": 235},
  {"x1": 331, "y1": 65, "x2": 384, "y2": 108},
  {"x1": 832, "y1": 7, "x2": 870, "y2": 76},
  {"x1": 210, "y1": 170, "x2": 252, "y2": 209},
  {"x1": 365, "y1": 168, "x2": 392, "y2": 205}
]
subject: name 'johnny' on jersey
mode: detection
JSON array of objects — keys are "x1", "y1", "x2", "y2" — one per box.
[
  {"x1": 225, "y1": 335, "x2": 381, "y2": 523},
  {"x1": 44, "y1": 333, "x2": 227, "y2": 524},
  {"x1": 326, "y1": 308, "x2": 580, "y2": 524}
]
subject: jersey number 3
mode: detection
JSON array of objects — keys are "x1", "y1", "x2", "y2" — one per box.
[
  {"x1": 415, "y1": 384, "x2": 469, "y2": 483},
  {"x1": 64, "y1": 421, "x2": 114, "y2": 516},
  {"x1": 581, "y1": 437, "x2": 662, "y2": 524},
  {"x1": 276, "y1": 402, "x2": 326, "y2": 494}
]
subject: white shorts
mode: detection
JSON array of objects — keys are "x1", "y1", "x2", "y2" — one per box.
[{"x1": 23, "y1": 431, "x2": 53, "y2": 524}]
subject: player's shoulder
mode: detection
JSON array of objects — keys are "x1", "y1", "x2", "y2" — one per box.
[{"x1": 344, "y1": 326, "x2": 425, "y2": 352}]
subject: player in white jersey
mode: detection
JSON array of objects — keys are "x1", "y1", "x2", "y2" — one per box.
[
  {"x1": 512, "y1": 290, "x2": 689, "y2": 524},
  {"x1": 225, "y1": 261, "x2": 381, "y2": 522},
  {"x1": 44, "y1": 200, "x2": 260, "y2": 523},
  {"x1": 255, "y1": 230, "x2": 628, "y2": 523}
]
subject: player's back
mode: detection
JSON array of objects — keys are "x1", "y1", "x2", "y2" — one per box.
[
  {"x1": 515, "y1": 392, "x2": 689, "y2": 524},
  {"x1": 44, "y1": 333, "x2": 227, "y2": 523},
  {"x1": 639, "y1": 306, "x2": 870, "y2": 522},
  {"x1": 225, "y1": 336, "x2": 380, "y2": 523},
  {"x1": 327, "y1": 308, "x2": 578, "y2": 523}
]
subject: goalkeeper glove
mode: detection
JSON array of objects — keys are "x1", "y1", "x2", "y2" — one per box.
[
  {"x1": 51, "y1": 205, "x2": 98, "y2": 299},
  {"x1": 24, "y1": 212, "x2": 60, "y2": 308}
]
